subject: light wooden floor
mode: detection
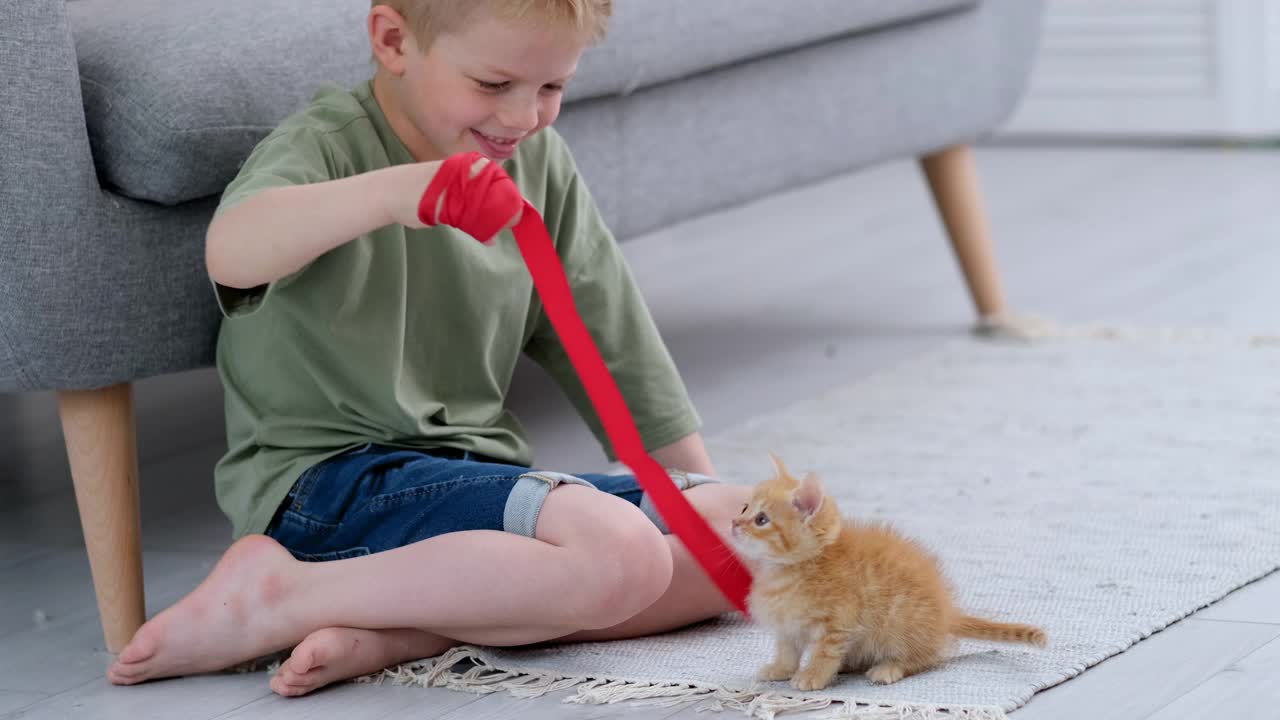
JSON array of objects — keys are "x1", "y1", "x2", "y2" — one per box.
[{"x1": 2, "y1": 145, "x2": 1277, "y2": 720}]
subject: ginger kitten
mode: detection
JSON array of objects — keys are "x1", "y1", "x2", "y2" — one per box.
[{"x1": 730, "y1": 455, "x2": 1046, "y2": 691}]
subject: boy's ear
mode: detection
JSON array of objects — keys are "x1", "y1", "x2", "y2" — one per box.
[
  {"x1": 792, "y1": 472, "x2": 825, "y2": 521},
  {"x1": 369, "y1": 5, "x2": 414, "y2": 75}
]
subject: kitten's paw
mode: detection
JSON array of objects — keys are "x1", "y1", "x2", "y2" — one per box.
[
  {"x1": 790, "y1": 667, "x2": 836, "y2": 691},
  {"x1": 757, "y1": 661, "x2": 798, "y2": 682},
  {"x1": 866, "y1": 663, "x2": 905, "y2": 685}
]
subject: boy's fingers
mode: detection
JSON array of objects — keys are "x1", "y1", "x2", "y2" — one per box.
[
  {"x1": 463, "y1": 154, "x2": 520, "y2": 230},
  {"x1": 506, "y1": 204, "x2": 523, "y2": 230}
]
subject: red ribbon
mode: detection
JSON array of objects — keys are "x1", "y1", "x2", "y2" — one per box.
[{"x1": 420, "y1": 152, "x2": 753, "y2": 614}]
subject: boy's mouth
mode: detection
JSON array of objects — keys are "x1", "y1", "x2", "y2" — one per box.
[{"x1": 472, "y1": 130, "x2": 521, "y2": 160}]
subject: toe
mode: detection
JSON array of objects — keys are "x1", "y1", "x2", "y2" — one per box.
[
  {"x1": 271, "y1": 671, "x2": 302, "y2": 697},
  {"x1": 290, "y1": 649, "x2": 317, "y2": 676},
  {"x1": 116, "y1": 635, "x2": 156, "y2": 665},
  {"x1": 272, "y1": 680, "x2": 298, "y2": 697},
  {"x1": 108, "y1": 660, "x2": 146, "y2": 685},
  {"x1": 273, "y1": 669, "x2": 322, "y2": 698}
]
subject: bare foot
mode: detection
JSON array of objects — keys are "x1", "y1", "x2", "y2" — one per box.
[
  {"x1": 108, "y1": 535, "x2": 306, "y2": 685},
  {"x1": 271, "y1": 627, "x2": 457, "y2": 697}
]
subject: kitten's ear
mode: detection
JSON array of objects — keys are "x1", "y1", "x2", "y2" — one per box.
[
  {"x1": 768, "y1": 452, "x2": 791, "y2": 479},
  {"x1": 792, "y1": 472, "x2": 825, "y2": 521}
]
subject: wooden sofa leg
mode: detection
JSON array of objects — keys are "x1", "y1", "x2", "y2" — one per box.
[
  {"x1": 57, "y1": 383, "x2": 145, "y2": 653},
  {"x1": 919, "y1": 144, "x2": 1008, "y2": 319}
]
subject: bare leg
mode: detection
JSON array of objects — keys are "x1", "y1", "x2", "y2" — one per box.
[
  {"x1": 108, "y1": 484, "x2": 673, "y2": 685},
  {"x1": 267, "y1": 483, "x2": 753, "y2": 697}
]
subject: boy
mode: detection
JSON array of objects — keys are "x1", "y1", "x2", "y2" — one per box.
[{"x1": 107, "y1": 0, "x2": 752, "y2": 698}]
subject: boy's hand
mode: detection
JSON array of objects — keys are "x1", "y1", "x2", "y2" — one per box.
[{"x1": 387, "y1": 156, "x2": 522, "y2": 235}]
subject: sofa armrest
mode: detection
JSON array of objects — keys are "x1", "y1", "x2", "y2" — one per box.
[
  {"x1": 0, "y1": 0, "x2": 103, "y2": 391},
  {"x1": 0, "y1": 0, "x2": 100, "y2": 235}
]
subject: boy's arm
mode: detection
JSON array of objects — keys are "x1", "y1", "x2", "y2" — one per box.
[
  {"x1": 650, "y1": 432, "x2": 717, "y2": 477},
  {"x1": 207, "y1": 138, "x2": 503, "y2": 291},
  {"x1": 206, "y1": 162, "x2": 437, "y2": 289}
]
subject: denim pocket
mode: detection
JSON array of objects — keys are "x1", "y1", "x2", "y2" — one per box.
[{"x1": 289, "y1": 545, "x2": 372, "y2": 563}]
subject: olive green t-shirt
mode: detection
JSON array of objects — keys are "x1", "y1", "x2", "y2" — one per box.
[{"x1": 212, "y1": 80, "x2": 699, "y2": 539}]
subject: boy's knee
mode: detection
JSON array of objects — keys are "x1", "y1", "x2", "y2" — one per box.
[{"x1": 572, "y1": 510, "x2": 672, "y2": 629}]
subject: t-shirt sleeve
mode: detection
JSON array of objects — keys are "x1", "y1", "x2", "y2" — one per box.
[
  {"x1": 523, "y1": 140, "x2": 701, "y2": 461},
  {"x1": 211, "y1": 128, "x2": 338, "y2": 318}
]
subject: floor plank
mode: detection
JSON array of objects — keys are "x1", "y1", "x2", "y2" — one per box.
[
  {"x1": 6, "y1": 675, "x2": 270, "y2": 720},
  {"x1": 0, "y1": 544, "x2": 49, "y2": 572},
  {"x1": 0, "y1": 691, "x2": 48, "y2": 717},
  {"x1": 0, "y1": 550, "x2": 215, "y2": 642},
  {"x1": 0, "y1": 550, "x2": 107, "y2": 638},
  {"x1": 1011, "y1": 619, "x2": 1280, "y2": 720},
  {"x1": 1195, "y1": 570, "x2": 1280, "y2": 625},
  {"x1": 1145, "y1": 630, "x2": 1280, "y2": 720},
  {"x1": 0, "y1": 555, "x2": 215, "y2": 696}
]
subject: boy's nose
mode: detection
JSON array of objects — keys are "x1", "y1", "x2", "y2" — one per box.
[{"x1": 498, "y1": 101, "x2": 539, "y2": 133}]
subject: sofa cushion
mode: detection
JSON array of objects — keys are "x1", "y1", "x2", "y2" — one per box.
[
  {"x1": 579, "y1": 0, "x2": 977, "y2": 96},
  {"x1": 69, "y1": 0, "x2": 976, "y2": 206}
]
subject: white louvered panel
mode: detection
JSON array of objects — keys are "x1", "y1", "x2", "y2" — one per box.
[
  {"x1": 1030, "y1": 1, "x2": 1213, "y2": 97},
  {"x1": 1270, "y1": 1, "x2": 1280, "y2": 93},
  {"x1": 1001, "y1": 0, "x2": 1280, "y2": 139}
]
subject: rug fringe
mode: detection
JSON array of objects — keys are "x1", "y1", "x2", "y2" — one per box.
[{"x1": 364, "y1": 647, "x2": 1008, "y2": 720}]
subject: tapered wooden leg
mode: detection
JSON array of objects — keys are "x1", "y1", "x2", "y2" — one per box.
[
  {"x1": 57, "y1": 383, "x2": 145, "y2": 653},
  {"x1": 920, "y1": 145, "x2": 1008, "y2": 319}
]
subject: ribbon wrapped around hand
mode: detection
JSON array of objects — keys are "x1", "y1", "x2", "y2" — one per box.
[{"x1": 418, "y1": 152, "x2": 753, "y2": 614}]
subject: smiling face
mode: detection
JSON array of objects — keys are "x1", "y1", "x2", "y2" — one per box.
[{"x1": 370, "y1": 5, "x2": 587, "y2": 162}]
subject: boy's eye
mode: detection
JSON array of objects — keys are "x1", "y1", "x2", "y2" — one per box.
[
  {"x1": 754, "y1": 512, "x2": 770, "y2": 527},
  {"x1": 740, "y1": 504, "x2": 749, "y2": 515},
  {"x1": 474, "y1": 79, "x2": 509, "y2": 92},
  {"x1": 542, "y1": 83, "x2": 564, "y2": 93}
]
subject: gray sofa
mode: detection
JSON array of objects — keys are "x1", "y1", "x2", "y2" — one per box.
[{"x1": 0, "y1": 0, "x2": 1045, "y2": 652}]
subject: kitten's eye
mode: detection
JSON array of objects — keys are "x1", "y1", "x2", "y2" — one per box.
[{"x1": 754, "y1": 512, "x2": 770, "y2": 527}]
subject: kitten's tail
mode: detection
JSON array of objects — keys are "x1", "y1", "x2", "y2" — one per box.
[{"x1": 951, "y1": 615, "x2": 1048, "y2": 647}]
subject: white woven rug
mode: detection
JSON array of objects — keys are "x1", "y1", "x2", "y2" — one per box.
[{"x1": 369, "y1": 328, "x2": 1280, "y2": 719}]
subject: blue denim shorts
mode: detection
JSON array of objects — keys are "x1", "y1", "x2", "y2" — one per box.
[{"x1": 265, "y1": 443, "x2": 715, "y2": 562}]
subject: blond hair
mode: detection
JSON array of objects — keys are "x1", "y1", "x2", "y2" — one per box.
[{"x1": 375, "y1": 0, "x2": 612, "y2": 49}]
